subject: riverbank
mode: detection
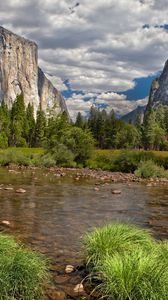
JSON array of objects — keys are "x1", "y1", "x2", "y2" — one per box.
[
  {"x1": 1, "y1": 148, "x2": 168, "y2": 180},
  {"x1": 6, "y1": 165, "x2": 168, "y2": 186}
]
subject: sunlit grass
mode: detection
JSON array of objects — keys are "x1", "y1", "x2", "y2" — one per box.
[
  {"x1": 0, "y1": 234, "x2": 49, "y2": 299},
  {"x1": 87, "y1": 149, "x2": 168, "y2": 173},
  {"x1": 0, "y1": 147, "x2": 44, "y2": 155},
  {"x1": 83, "y1": 223, "x2": 154, "y2": 270},
  {"x1": 99, "y1": 249, "x2": 168, "y2": 300},
  {"x1": 83, "y1": 223, "x2": 168, "y2": 300}
]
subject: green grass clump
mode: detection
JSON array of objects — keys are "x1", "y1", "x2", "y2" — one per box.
[
  {"x1": 83, "y1": 223, "x2": 168, "y2": 300},
  {"x1": 83, "y1": 223, "x2": 154, "y2": 269},
  {"x1": 135, "y1": 160, "x2": 168, "y2": 178},
  {"x1": 0, "y1": 234, "x2": 49, "y2": 299},
  {"x1": 99, "y1": 249, "x2": 168, "y2": 300}
]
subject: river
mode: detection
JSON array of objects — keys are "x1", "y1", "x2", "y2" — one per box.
[{"x1": 0, "y1": 167, "x2": 167, "y2": 299}]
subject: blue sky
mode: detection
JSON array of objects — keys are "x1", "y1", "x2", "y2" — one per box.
[
  {"x1": 1, "y1": 0, "x2": 168, "y2": 119},
  {"x1": 123, "y1": 75, "x2": 157, "y2": 100}
]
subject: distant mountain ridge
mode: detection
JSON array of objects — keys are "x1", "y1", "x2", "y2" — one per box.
[{"x1": 121, "y1": 105, "x2": 146, "y2": 123}]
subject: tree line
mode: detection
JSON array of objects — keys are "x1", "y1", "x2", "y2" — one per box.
[
  {"x1": 75, "y1": 105, "x2": 168, "y2": 151},
  {"x1": 1, "y1": 94, "x2": 168, "y2": 151}
]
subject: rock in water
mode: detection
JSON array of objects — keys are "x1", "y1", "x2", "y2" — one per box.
[
  {"x1": 74, "y1": 283, "x2": 84, "y2": 294},
  {"x1": 112, "y1": 189, "x2": 121, "y2": 194},
  {"x1": 65, "y1": 265, "x2": 75, "y2": 274},
  {"x1": 16, "y1": 188, "x2": 26, "y2": 193},
  {"x1": 0, "y1": 26, "x2": 68, "y2": 116},
  {"x1": 1, "y1": 220, "x2": 11, "y2": 226}
]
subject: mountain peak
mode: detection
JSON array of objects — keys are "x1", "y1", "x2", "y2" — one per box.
[
  {"x1": 0, "y1": 26, "x2": 68, "y2": 117},
  {"x1": 147, "y1": 59, "x2": 168, "y2": 109}
]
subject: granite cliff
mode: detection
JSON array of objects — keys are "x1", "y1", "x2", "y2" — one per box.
[
  {"x1": 122, "y1": 60, "x2": 168, "y2": 123},
  {"x1": 0, "y1": 26, "x2": 68, "y2": 116},
  {"x1": 147, "y1": 60, "x2": 168, "y2": 110}
]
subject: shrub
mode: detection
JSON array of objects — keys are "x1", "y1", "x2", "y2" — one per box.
[
  {"x1": 135, "y1": 160, "x2": 168, "y2": 178},
  {"x1": 60, "y1": 127, "x2": 95, "y2": 165},
  {"x1": 83, "y1": 223, "x2": 154, "y2": 270},
  {"x1": 0, "y1": 234, "x2": 49, "y2": 299},
  {"x1": 47, "y1": 142, "x2": 76, "y2": 167}
]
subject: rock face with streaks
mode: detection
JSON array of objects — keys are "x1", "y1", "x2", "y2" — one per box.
[
  {"x1": 147, "y1": 60, "x2": 168, "y2": 110},
  {"x1": 0, "y1": 26, "x2": 68, "y2": 116}
]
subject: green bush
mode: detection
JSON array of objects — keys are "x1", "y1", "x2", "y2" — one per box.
[
  {"x1": 0, "y1": 234, "x2": 49, "y2": 299},
  {"x1": 135, "y1": 160, "x2": 168, "y2": 178},
  {"x1": 46, "y1": 142, "x2": 76, "y2": 167},
  {"x1": 60, "y1": 127, "x2": 95, "y2": 165},
  {"x1": 83, "y1": 223, "x2": 154, "y2": 270}
]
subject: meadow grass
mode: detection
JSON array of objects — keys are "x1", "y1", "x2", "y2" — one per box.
[
  {"x1": 0, "y1": 148, "x2": 43, "y2": 167},
  {"x1": 87, "y1": 149, "x2": 168, "y2": 173},
  {"x1": 0, "y1": 234, "x2": 49, "y2": 300},
  {"x1": 83, "y1": 223, "x2": 168, "y2": 300}
]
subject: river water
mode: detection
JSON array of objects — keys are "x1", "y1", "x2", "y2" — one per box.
[{"x1": 0, "y1": 167, "x2": 167, "y2": 298}]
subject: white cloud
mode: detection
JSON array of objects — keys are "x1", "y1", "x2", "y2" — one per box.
[
  {"x1": 95, "y1": 93, "x2": 148, "y2": 116},
  {"x1": 66, "y1": 91, "x2": 148, "y2": 120},
  {"x1": 105, "y1": 97, "x2": 149, "y2": 116},
  {"x1": 66, "y1": 93, "x2": 93, "y2": 120},
  {"x1": 1, "y1": 0, "x2": 168, "y2": 116},
  {"x1": 44, "y1": 73, "x2": 68, "y2": 92}
]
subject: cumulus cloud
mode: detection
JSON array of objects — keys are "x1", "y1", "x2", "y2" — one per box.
[
  {"x1": 66, "y1": 91, "x2": 148, "y2": 120},
  {"x1": 66, "y1": 93, "x2": 93, "y2": 120},
  {"x1": 44, "y1": 73, "x2": 68, "y2": 91},
  {"x1": 0, "y1": 0, "x2": 168, "y2": 117}
]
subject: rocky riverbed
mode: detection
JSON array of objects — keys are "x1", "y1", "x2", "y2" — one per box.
[{"x1": 6, "y1": 165, "x2": 168, "y2": 186}]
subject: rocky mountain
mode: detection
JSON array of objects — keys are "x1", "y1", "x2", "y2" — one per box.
[
  {"x1": 121, "y1": 105, "x2": 145, "y2": 124},
  {"x1": 0, "y1": 26, "x2": 68, "y2": 116},
  {"x1": 147, "y1": 60, "x2": 168, "y2": 110},
  {"x1": 121, "y1": 60, "x2": 168, "y2": 123}
]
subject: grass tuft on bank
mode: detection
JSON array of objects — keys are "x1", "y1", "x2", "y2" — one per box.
[
  {"x1": 83, "y1": 223, "x2": 168, "y2": 300},
  {"x1": 0, "y1": 234, "x2": 49, "y2": 299}
]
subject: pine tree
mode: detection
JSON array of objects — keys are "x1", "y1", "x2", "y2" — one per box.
[
  {"x1": 75, "y1": 112, "x2": 85, "y2": 128},
  {"x1": 25, "y1": 103, "x2": 36, "y2": 147},
  {"x1": 34, "y1": 109, "x2": 47, "y2": 147},
  {"x1": 10, "y1": 94, "x2": 27, "y2": 146},
  {"x1": 143, "y1": 109, "x2": 166, "y2": 150},
  {"x1": 0, "y1": 101, "x2": 10, "y2": 147}
]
